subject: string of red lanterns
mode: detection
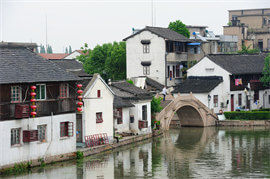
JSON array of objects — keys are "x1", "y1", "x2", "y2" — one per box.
[
  {"x1": 77, "y1": 84, "x2": 83, "y2": 112},
  {"x1": 30, "y1": 86, "x2": 37, "y2": 118}
]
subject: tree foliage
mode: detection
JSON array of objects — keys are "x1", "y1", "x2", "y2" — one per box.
[
  {"x1": 46, "y1": 45, "x2": 53, "y2": 53},
  {"x1": 77, "y1": 42, "x2": 126, "y2": 81},
  {"x1": 260, "y1": 54, "x2": 270, "y2": 87},
  {"x1": 151, "y1": 97, "x2": 163, "y2": 114},
  {"x1": 168, "y1": 20, "x2": 190, "y2": 38},
  {"x1": 237, "y1": 45, "x2": 259, "y2": 54},
  {"x1": 40, "y1": 45, "x2": 46, "y2": 53},
  {"x1": 69, "y1": 45, "x2": 72, "y2": 54}
]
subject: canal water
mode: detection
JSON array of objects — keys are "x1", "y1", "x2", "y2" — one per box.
[{"x1": 5, "y1": 127, "x2": 270, "y2": 178}]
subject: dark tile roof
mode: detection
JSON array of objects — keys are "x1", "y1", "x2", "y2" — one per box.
[
  {"x1": 172, "y1": 76, "x2": 223, "y2": 93},
  {"x1": 207, "y1": 54, "x2": 266, "y2": 75},
  {"x1": 110, "y1": 81, "x2": 152, "y2": 101},
  {"x1": 146, "y1": 77, "x2": 163, "y2": 91},
  {"x1": 50, "y1": 59, "x2": 91, "y2": 78},
  {"x1": 0, "y1": 46, "x2": 80, "y2": 84},
  {"x1": 113, "y1": 96, "x2": 135, "y2": 108},
  {"x1": 123, "y1": 26, "x2": 191, "y2": 42}
]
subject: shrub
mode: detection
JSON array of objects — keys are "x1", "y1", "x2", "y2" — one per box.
[
  {"x1": 126, "y1": 80, "x2": 134, "y2": 85},
  {"x1": 224, "y1": 111, "x2": 270, "y2": 120}
]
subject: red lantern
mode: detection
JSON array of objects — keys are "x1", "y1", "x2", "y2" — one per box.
[
  {"x1": 77, "y1": 107, "x2": 82, "y2": 112},
  {"x1": 31, "y1": 111, "x2": 37, "y2": 116},
  {"x1": 77, "y1": 84, "x2": 82, "y2": 88},
  {"x1": 30, "y1": 99, "x2": 36, "y2": 102},
  {"x1": 77, "y1": 90, "x2": 83, "y2": 94},
  {"x1": 30, "y1": 86, "x2": 36, "y2": 90},
  {"x1": 77, "y1": 96, "x2": 83, "y2": 100},
  {"x1": 30, "y1": 105, "x2": 37, "y2": 109},
  {"x1": 77, "y1": 102, "x2": 83, "y2": 106},
  {"x1": 30, "y1": 92, "x2": 36, "y2": 96}
]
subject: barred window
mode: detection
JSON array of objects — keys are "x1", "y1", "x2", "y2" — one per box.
[
  {"x1": 11, "y1": 128, "x2": 21, "y2": 146},
  {"x1": 11, "y1": 86, "x2": 21, "y2": 103},
  {"x1": 60, "y1": 83, "x2": 69, "y2": 98},
  {"x1": 38, "y1": 125, "x2": 46, "y2": 142}
]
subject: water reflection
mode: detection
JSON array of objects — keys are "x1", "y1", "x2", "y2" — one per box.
[{"x1": 4, "y1": 127, "x2": 270, "y2": 178}]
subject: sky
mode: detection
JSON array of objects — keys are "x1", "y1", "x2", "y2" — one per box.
[{"x1": 1, "y1": 0, "x2": 269, "y2": 53}]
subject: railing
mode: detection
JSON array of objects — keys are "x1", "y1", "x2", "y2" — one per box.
[
  {"x1": 0, "y1": 98, "x2": 76, "y2": 121},
  {"x1": 167, "y1": 52, "x2": 187, "y2": 62}
]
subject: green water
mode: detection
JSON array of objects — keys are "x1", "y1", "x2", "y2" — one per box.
[{"x1": 5, "y1": 127, "x2": 270, "y2": 178}]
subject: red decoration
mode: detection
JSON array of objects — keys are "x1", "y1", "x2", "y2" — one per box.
[
  {"x1": 77, "y1": 102, "x2": 83, "y2": 106},
  {"x1": 77, "y1": 96, "x2": 83, "y2": 100},
  {"x1": 77, "y1": 107, "x2": 82, "y2": 112},
  {"x1": 30, "y1": 85, "x2": 37, "y2": 118},
  {"x1": 30, "y1": 111, "x2": 37, "y2": 116},
  {"x1": 30, "y1": 92, "x2": 36, "y2": 96},
  {"x1": 30, "y1": 105, "x2": 37, "y2": 109},
  {"x1": 77, "y1": 84, "x2": 83, "y2": 113},
  {"x1": 30, "y1": 86, "x2": 36, "y2": 90},
  {"x1": 30, "y1": 99, "x2": 36, "y2": 102},
  {"x1": 77, "y1": 90, "x2": 83, "y2": 94},
  {"x1": 77, "y1": 84, "x2": 82, "y2": 88}
]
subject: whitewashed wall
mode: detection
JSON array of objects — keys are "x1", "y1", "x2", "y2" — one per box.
[
  {"x1": 129, "y1": 100, "x2": 152, "y2": 135},
  {"x1": 64, "y1": 51, "x2": 82, "y2": 59},
  {"x1": 114, "y1": 107, "x2": 131, "y2": 133},
  {"x1": 126, "y1": 31, "x2": 166, "y2": 85},
  {"x1": 0, "y1": 113, "x2": 76, "y2": 168},
  {"x1": 83, "y1": 77, "x2": 114, "y2": 143}
]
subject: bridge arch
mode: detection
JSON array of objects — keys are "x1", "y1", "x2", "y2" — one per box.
[{"x1": 156, "y1": 93, "x2": 217, "y2": 130}]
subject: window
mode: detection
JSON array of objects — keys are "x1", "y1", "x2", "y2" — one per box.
[
  {"x1": 213, "y1": 95, "x2": 218, "y2": 107},
  {"x1": 143, "y1": 66, "x2": 150, "y2": 75},
  {"x1": 142, "y1": 105, "x2": 147, "y2": 121},
  {"x1": 143, "y1": 44, "x2": 149, "y2": 53},
  {"x1": 60, "y1": 83, "x2": 69, "y2": 98},
  {"x1": 11, "y1": 86, "x2": 21, "y2": 103},
  {"x1": 11, "y1": 128, "x2": 21, "y2": 145},
  {"x1": 60, "y1": 121, "x2": 74, "y2": 137},
  {"x1": 96, "y1": 112, "x2": 103, "y2": 123},
  {"x1": 36, "y1": 84, "x2": 46, "y2": 100},
  {"x1": 176, "y1": 65, "x2": 180, "y2": 78},
  {"x1": 116, "y1": 108, "x2": 123, "y2": 124},
  {"x1": 97, "y1": 90, "x2": 101, "y2": 98},
  {"x1": 38, "y1": 125, "x2": 46, "y2": 142},
  {"x1": 190, "y1": 47, "x2": 200, "y2": 54},
  {"x1": 130, "y1": 115, "x2": 134, "y2": 123},
  {"x1": 238, "y1": 94, "x2": 242, "y2": 106}
]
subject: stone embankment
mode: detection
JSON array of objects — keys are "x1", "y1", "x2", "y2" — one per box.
[{"x1": 216, "y1": 120, "x2": 270, "y2": 126}]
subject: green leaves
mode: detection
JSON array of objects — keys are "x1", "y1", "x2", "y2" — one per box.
[
  {"x1": 168, "y1": 20, "x2": 190, "y2": 38},
  {"x1": 260, "y1": 54, "x2": 270, "y2": 87}
]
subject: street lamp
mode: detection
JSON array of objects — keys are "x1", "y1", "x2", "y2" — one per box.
[{"x1": 208, "y1": 94, "x2": 211, "y2": 108}]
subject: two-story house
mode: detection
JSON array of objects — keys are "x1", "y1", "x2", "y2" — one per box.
[
  {"x1": 124, "y1": 26, "x2": 193, "y2": 87},
  {"x1": 0, "y1": 42, "x2": 80, "y2": 169},
  {"x1": 172, "y1": 54, "x2": 270, "y2": 113}
]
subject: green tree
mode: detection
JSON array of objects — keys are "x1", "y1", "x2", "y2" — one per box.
[
  {"x1": 46, "y1": 45, "x2": 53, "y2": 53},
  {"x1": 260, "y1": 54, "x2": 270, "y2": 87},
  {"x1": 237, "y1": 45, "x2": 259, "y2": 54},
  {"x1": 76, "y1": 43, "x2": 91, "y2": 64},
  {"x1": 105, "y1": 42, "x2": 126, "y2": 81},
  {"x1": 69, "y1": 45, "x2": 72, "y2": 54},
  {"x1": 151, "y1": 96, "x2": 163, "y2": 114},
  {"x1": 168, "y1": 20, "x2": 190, "y2": 38},
  {"x1": 39, "y1": 45, "x2": 45, "y2": 53},
  {"x1": 65, "y1": 47, "x2": 68, "y2": 54}
]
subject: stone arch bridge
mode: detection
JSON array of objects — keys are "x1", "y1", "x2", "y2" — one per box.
[{"x1": 156, "y1": 93, "x2": 218, "y2": 130}]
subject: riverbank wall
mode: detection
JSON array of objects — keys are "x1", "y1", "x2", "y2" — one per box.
[
  {"x1": 0, "y1": 131, "x2": 163, "y2": 173},
  {"x1": 216, "y1": 120, "x2": 270, "y2": 126}
]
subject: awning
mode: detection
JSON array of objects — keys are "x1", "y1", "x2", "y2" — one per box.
[
  {"x1": 141, "y1": 61, "x2": 151, "y2": 66},
  {"x1": 141, "y1": 40, "x2": 151, "y2": 44},
  {"x1": 187, "y1": 43, "x2": 201, "y2": 46}
]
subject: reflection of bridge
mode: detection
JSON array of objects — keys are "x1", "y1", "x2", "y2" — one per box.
[{"x1": 156, "y1": 93, "x2": 218, "y2": 130}]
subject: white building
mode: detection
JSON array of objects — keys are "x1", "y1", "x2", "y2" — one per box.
[
  {"x1": 81, "y1": 74, "x2": 115, "y2": 144},
  {"x1": 172, "y1": 54, "x2": 270, "y2": 113},
  {"x1": 124, "y1": 26, "x2": 192, "y2": 87},
  {"x1": 110, "y1": 81, "x2": 152, "y2": 135},
  {"x1": 0, "y1": 42, "x2": 79, "y2": 169},
  {"x1": 64, "y1": 50, "x2": 87, "y2": 59}
]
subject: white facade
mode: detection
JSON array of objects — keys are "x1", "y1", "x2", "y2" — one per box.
[
  {"x1": 82, "y1": 74, "x2": 114, "y2": 143},
  {"x1": 114, "y1": 107, "x2": 130, "y2": 133},
  {"x1": 0, "y1": 113, "x2": 76, "y2": 168},
  {"x1": 64, "y1": 51, "x2": 82, "y2": 59},
  {"x1": 181, "y1": 56, "x2": 270, "y2": 112},
  {"x1": 126, "y1": 31, "x2": 166, "y2": 85}
]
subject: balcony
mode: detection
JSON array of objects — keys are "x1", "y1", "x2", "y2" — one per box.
[
  {"x1": 0, "y1": 98, "x2": 76, "y2": 121},
  {"x1": 167, "y1": 52, "x2": 187, "y2": 62}
]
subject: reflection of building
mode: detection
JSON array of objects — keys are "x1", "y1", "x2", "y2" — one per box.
[{"x1": 224, "y1": 8, "x2": 270, "y2": 51}]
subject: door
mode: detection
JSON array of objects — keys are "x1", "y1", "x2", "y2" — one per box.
[
  {"x1": 258, "y1": 40, "x2": 263, "y2": 51},
  {"x1": 76, "y1": 114, "x2": 83, "y2": 143},
  {"x1": 231, "y1": 94, "x2": 234, "y2": 111}
]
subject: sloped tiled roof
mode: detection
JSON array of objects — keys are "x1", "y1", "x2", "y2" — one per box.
[
  {"x1": 123, "y1": 26, "x2": 191, "y2": 42},
  {"x1": 146, "y1": 77, "x2": 163, "y2": 91},
  {"x1": 113, "y1": 96, "x2": 135, "y2": 108},
  {"x1": 0, "y1": 46, "x2": 79, "y2": 84},
  {"x1": 39, "y1": 53, "x2": 69, "y2": 60},
  {"x1": 172, "y1": 76, "x2": 223, "y2": 93},
  {"x1": 207, "y1": 54, "x2": 266, "y2": 75},
  {"x1": 110, "y1": 81, "x2": 152, "y2": 101},
  {"x1": 50, "y1": 59, "x2": 91, "y2": 77}
]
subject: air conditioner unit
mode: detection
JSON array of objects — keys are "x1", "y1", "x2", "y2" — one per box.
[
  {"x1": 15, "y1": 104, "x2": 30, "y2": 119},
  {"x1": 23, "y1": 130, "x2": 38, "y2": 142}
]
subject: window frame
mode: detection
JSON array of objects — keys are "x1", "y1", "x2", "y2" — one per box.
[
  {"x1": 11, "y1": 86, "x2": 21, "y2": 103},
  {"x1": 117, "y1": 108, "x2": 123, "y2": 124},
  {"x1": 59, "y1": 83, "x2": 69, "y2": 98},
  {"x1": 36, "y1": 84, "x2": 46, "y2": 100},
  {"x1": 38, "y1": 125, "x2": 46, "y2": 142},
  {"x1": 11, "y1": 128, "x2": 21, "y2": 146},
  {"x1": 142, "y1": 105, "x2": 147, "y2": 121},
  {"x1": 238, "y1": 94, "x2": 242, "y2": 106},
  {"x1": 213, "y1": 95, "x2": 218, "y2": 107},
  {"x1": 143, "y1": 66, "x2": 150, "y2": 75},
  {"x1": 143, "y1": 44, "x2": 150, "y2": 53},
  {"x1": 60, "y1": 122, "x2": 69, "y2": 137},
  {"x1": 96, "y1": 112, "x2": 103, "y2": 123}
]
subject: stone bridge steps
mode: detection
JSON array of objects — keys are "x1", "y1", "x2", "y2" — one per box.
[{"x1": 160, "y1": 100, "x2": 172, "y2": 109}]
